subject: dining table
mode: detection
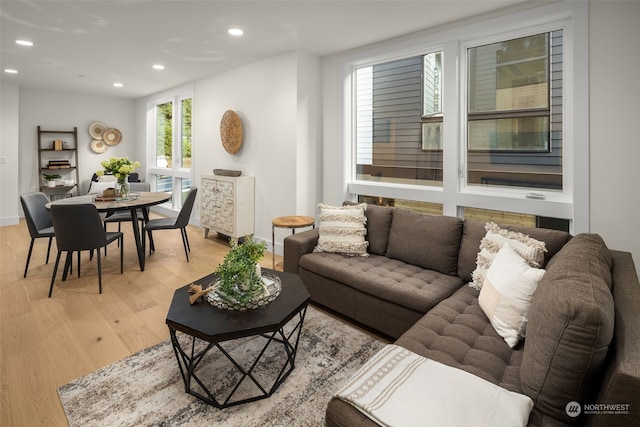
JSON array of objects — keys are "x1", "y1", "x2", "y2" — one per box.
[{"x1": 46, "y1": 191, "x2": 171, "y2": 271}]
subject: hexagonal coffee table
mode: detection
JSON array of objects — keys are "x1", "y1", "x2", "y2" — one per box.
[{"x1": 166, "y1": 269, "x2": 310, "y2": 408}]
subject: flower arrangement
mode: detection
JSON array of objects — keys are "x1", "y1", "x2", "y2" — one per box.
[
  {"x1": 215, "y1": 236, "x2": 267, "y2": 305},
  {"x1": 96, "y1": 157, "x2": 140, "y2": 182}
]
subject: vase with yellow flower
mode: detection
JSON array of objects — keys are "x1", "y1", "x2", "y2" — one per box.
[{"x1": 96, "y1": 157, "x2": 141, "y2": 200}]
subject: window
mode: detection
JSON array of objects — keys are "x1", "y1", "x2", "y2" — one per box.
[
  {"x1": 345, "y1": 2, "x2": 588, "y2": 233},
  {"x1": 467, "y1": 31, "x2": 563, "y2": 190},
  {"x1": 355, "y1": 52, "x2": 443, "y2": 187},
  {"x1": 147, "y1": 87, "x2": 193, "y2": 211}
]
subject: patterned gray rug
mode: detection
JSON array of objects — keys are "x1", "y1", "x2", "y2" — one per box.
[{"x1": 58, "y1": 306, "x2": 384, "y2": 426}]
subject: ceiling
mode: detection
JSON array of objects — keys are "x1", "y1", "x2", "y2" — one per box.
[{"x1": 1, "y1": 0, "x2": 531, "y2": 99}]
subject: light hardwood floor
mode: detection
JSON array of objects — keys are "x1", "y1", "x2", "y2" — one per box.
[{"x1": 0, "y1": 216, "x2": 283, "y2": 426}]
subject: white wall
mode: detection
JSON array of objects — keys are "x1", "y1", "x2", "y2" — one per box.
[
  {"x1": 589, "y1": 1, "x2": 640, "y2": 266},
  {"x1": 189, "y1": 51, "x2": 321, "y2": 252},
  {"x1": 2, "y1": 84, "x2": 136, "y2": 223},
  {"x1": 0, "y1": 82, "x2": 20, "y2": 225},
  {"x1": 296, "y1": 52, "x2": 323, "y2": 215},
  {"x1": 17, "y1": 88, "x2": 137, "y2": 198}
]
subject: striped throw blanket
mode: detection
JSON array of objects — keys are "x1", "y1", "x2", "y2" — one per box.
[{"x1": 335, "y1": 344, "x2": 533, "y2": 427}]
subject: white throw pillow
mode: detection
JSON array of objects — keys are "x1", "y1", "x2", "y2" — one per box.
[
  {"x1": 479, "y1": 243, "x2": 546, "y2": 348},
  {"x1": 470, "y1": 222, "x2": 546, "y2": 290},
  {"x1": 313, "y1": 203, "x2": 368, "y2": 256},
  {"x1": 87, "y1": 180, "x2": 116, "y2": 195}
]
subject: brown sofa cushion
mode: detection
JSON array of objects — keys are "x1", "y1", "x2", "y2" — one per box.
[
  {"x1": 395, "y1": 285, "x2": 524, "y2": 392},
  {"x1": 299, "y1": 252, "x2": 463, "y2": 313},
  {"x1": 386, "y1": 209, "x2": 463, "y2": 276},
  {"x1": 520, "y1": 233, "x2": 614, "y2": 423},
  {"x1": 365, "y1": 204, "x2": 393, "y2": 255},
  {"x1": 457, "y1": 219, "x2": 572, "y2": 283}
]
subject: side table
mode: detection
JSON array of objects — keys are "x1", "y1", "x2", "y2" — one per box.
[{"x1": 272, "y1": 216, "x2": 315, "y2": 269}]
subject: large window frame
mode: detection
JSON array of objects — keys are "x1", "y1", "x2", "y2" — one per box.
[
  {"x1": 146, "y1": 85, "x2": 194, "y2": 212},
  {"x1": 344, "y1": 1, "x2": 588, "y2": 233}
]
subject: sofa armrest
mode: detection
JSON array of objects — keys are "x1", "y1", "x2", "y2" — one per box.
[
  {"x1": 283, "y1": 228, "x2": 319, "y2": 275},
  {"x1": 588, "y1": 250, "x2": 640, "y2": 427}
]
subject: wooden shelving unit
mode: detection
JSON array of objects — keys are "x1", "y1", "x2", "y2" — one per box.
[{"x1": 37, "y1": 126, "x2": 80, "y2": 200}]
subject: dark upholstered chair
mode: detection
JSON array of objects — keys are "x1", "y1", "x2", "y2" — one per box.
[
  {"x1": 103, "y1": 182, "x2": 152, "y2": 234},
  {"x1": 20, "y1": 192, "x2": 55, "y2": 278},
  {"x1": 49, "y1": 204, "x2": 123, "y2": 297},
  {"x1": 143, "y1": 187, "x2": 197, "y2": 262}
]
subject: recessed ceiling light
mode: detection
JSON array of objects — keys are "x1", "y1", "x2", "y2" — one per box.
[
  {"x1": 228, "y1": 28, "x2": 244, "y2": 36},
  {"x1": 113, "y1": 82, "x2": 124, "y2": 88},
  {"x1": 15, "y1": 40, "x2": 34, "y2": 47},
  {"x1": 152, "y1": 64, "x2": 165, "y2": 70},
  {"x1": 4, "y1": 69, "x2": 18, "y2": 74}
]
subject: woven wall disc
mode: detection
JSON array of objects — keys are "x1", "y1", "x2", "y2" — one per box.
[
  {"x1": 89, "y1": 121, "x2": 108, "y2": 139},
  {"x1": 220, "y1": 110, "x2": 243, "y2": 155},
  {"x1": 90, "y1": 139, "x2": 108, "y2": 153},
  {"x1": 103, "y1": 128, "x2": 122, "y2": 146}
]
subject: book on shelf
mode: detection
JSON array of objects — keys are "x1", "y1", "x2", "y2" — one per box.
[{"x1": 47, "y1": 160, "x2": 71, "y2": 169}]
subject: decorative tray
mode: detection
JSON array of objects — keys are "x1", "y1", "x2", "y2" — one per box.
[
  {"x1": 207, "y1": 273, "x2": 282, "y2": 310},
  {"x1": 94, "y1": 195, "x2": 117, "y2": 202},
  {"x1": 213, "y1": 169, "x2": 242, "y2": 177}
]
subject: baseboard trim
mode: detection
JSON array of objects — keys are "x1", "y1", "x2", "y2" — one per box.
[{"x1": 0, "y1": 216, "x2": 19, "y2": 226}]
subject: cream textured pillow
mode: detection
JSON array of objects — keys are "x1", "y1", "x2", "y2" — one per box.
[
  {"x1": 470, "y1": 223, "x2": 546, "y2": 290},
  {"x1": 314, "y1": 203, "x2": 368, "y2": 256},
  {"x1": 479, "y1": 244, "x2": 546, "y2": 348}
]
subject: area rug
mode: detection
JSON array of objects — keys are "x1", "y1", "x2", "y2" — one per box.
[{"x1": 58, "y1": 306, "x2": 385, "y2": 426}]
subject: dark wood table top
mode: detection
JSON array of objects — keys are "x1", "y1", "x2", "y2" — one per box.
[
  {"x1": 166, "y1": 269, "x2": 310, "y2": 342},
  {"x1": 46, "y1": 191, "x2": 171, "y2": 212}
]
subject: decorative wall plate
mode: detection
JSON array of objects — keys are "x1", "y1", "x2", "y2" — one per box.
[
  {"x1": 220, "y1": 110, "x2": 243, "y2": 154},
  {"x1": 89, "y1": 121, "x2": 108, "y2": 139},
  {"x1": 90, "y1": 139, "x2": 108, "y2": 153},
  {"x1": 103, "y1": 128, "x2": 122, "y2": 146}
]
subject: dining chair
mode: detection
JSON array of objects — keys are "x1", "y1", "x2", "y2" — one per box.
[
  {"x1": 103, "y1": 182, "x2": 151, "y2": 234},
  {"x1": 48, "y1": 204, "x2": 123, "y2": 297},
  {"x1": 143, "y1": 187, "x2": 197, "y2": 262},
  {"x1": 20, "y1": 192, "x2": 55, "y2": 278}
]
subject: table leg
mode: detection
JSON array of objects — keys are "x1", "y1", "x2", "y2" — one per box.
[
  {"x1": 272, "y1": 224, "x2": 275, "y2": 269},
  {"x1": 141, "y1": 207, "x2": 154, "y2": 252},
  {"x1": 167, "y1": 304, "x2": 307, "y2": 408},
  {"x1": 130, "y1": 207, "x2": 145, "y2": 271}
]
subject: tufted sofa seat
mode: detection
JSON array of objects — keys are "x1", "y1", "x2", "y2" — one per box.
[
  {"x1": 284, "y1": 204, "x2": 640, "y2": 427},
  {"x1": 395, "y1": 285, "x2": 524, "y2": 392},
  {"x1": 299, "y1": 253, "x2": 463, "y2": 329}
]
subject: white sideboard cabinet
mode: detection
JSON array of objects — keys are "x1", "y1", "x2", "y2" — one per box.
[{"x1": 201, "y1": 174, "x2": 255, "y2": 239}]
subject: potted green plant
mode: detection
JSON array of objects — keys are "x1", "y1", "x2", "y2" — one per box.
[
  {"x1": 43, "y1": 173, "x2": 62, "y2": 188},
  {"x1": 215, "y1": 236, "x2": 267, "y2": 305}
]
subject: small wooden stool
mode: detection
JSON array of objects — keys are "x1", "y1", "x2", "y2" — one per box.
[{"x1": 272, "y1": 215, "x2": 315, "y2": 269}]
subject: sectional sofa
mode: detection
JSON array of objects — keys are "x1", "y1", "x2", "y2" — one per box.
[{"x1": 283, "y1": 204, "x2": 640, "y2": 426}]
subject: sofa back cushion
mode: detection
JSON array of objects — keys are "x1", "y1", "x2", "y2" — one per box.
[
  {"x1": 365, "y1": 204, "x2": 394, "y2": 255},
  {"x1": 457, "y1": 219, "x2": 572, "y2": 283},
  {"x1": 386, "y1": 209, "x2": 463, "y2": 275},
  {"x1": 520, "y1": 233, "x2": 614, "y2": 423}
]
